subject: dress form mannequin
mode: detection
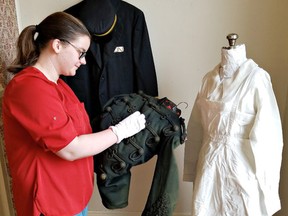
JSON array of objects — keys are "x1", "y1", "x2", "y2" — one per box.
[{"x1": 184, "y1": 33, "x2": 283, "y2": 216}]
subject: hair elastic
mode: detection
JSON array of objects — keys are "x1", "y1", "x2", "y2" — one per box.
[{"x1": 34, "y1": 25, "x2": 39, "y2": 41}]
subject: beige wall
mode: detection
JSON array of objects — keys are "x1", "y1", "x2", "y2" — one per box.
[{"x1": 3, "y1": 0, "x2": 287, "y2": 215}]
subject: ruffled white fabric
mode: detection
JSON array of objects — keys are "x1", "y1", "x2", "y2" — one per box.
[{"x1": 219, "y1": 44, "x2": 247, "y2": 79}]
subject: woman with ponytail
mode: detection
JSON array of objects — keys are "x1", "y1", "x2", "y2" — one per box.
[{"x1": 3, "y1": 11, "x2": 145, "y2": 216}]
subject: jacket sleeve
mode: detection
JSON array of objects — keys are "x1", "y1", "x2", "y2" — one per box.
[
  {"x1": 183, "y1": 93, "x2": 204, "y2": 182},
  {"x1": 132, "y1": 10, "x2": 158, "y2": 96},
  {"x1": 249, "y1": 70, "x2": 283, "y2": 215}
]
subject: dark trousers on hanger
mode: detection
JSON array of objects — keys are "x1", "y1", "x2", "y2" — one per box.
[{"x1": 94, "y1": 93, "x2": 186, "y2": 216}]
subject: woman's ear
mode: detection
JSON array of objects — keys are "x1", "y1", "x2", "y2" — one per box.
[{"x1": 51, "y1": 39, "x2": 61, "y2": 54}]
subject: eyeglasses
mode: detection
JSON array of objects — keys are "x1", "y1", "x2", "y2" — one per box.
[{"x1": 60, "y1": 39, "x2": 87, "y2": 59}]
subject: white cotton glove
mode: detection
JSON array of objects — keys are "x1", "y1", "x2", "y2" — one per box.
[{"x1": 110, "y1": 111, "x2": 146, "y2": 143}]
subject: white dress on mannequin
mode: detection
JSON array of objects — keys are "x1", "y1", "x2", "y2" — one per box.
[{"x1": 183, "y1": 44, "x2": 283, "y2": 216}]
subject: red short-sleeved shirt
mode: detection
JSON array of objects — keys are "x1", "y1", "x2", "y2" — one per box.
[{"x1": 2, "y1": 67, "x2": 94, "y2": 216}]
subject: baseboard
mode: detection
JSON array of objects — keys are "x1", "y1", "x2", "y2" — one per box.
[
  {"x1": 88, "y1": 212, "x2": 137, "y2": 216},
  {"x1": 88, "y1": 211, "x2": 190, "y2": 216}
]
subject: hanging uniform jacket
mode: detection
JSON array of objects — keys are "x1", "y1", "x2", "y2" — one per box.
[
  {"x1": 183, "y1": 59, "x2": 283, "y2": 216},
  {"x1": 95, "y1": 92, "x2": 187, "y2": 216},
  {"x1": 62, "y1": 0, "x2": 158, "y2": 131}
]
